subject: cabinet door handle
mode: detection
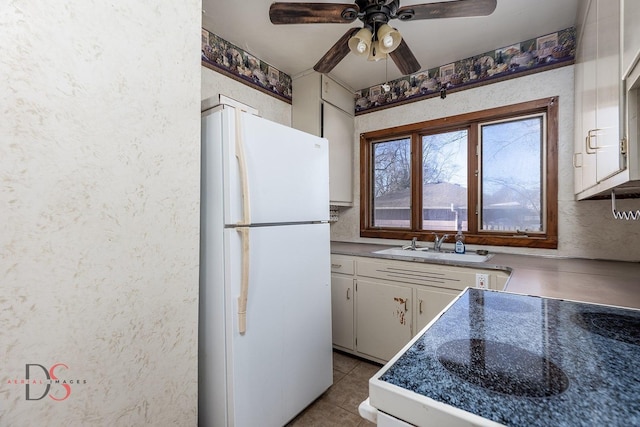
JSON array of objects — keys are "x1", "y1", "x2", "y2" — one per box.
[
  {"x1": 404, "y1": 299, "x2": 409, "y2": 312},
  {"x1": 419, "y1": 299, "x2": 423, "y2": 314},
  {"x1": 586, "y1": 129, "x2": 599, "y2": 154},
  {"x1": 573, "y1": 152, "x2": 582, "y2": 168},
  {"x1": 346, "y1": 288, "x2": 351, "y2": 300}
]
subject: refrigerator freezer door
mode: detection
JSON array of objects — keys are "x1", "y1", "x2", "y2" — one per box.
[
  {"x1": 219, "y1": 108, "x2": 330, "y2": 225},
  {"x1": 224, "y1": 222, "x2": 332, "y2": 427}
]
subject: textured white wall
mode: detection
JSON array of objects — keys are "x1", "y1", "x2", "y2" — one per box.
[
  {"x1": 1, "y1": 2, "x2": 201, "y2": 425},
  {"x1": 331, "y1": 66, "x2": 640, "y2": 261},
  {"x1": 202, "y1": 66, "x2": 292, "y2": 126}
]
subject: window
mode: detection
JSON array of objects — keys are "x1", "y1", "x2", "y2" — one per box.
[
  {"x1": 372, "y1": 138, "x2": 411, "y2": 228},
  {"x1": 360, "y1": 98, "x2": 558, "y2": 249}
]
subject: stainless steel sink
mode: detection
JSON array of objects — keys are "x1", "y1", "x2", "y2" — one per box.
[{"x1": 373, "y1": 248, "x2": 492, "y2": 263}]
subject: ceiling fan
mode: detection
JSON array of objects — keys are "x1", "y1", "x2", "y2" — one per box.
[{"x1": 269, "y1": 0, "x2": 497, "y2": 76}]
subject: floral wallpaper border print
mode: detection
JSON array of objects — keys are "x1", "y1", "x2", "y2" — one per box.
[
  {"x1": 355, "y1": 27, "x2": 576, "y2": 114},
  {"x1": 201, "y1": 28, "x2": 293, "y2": 104},
  {"x1": 201, "y1": 26, "x2": 575, "y2": 112}
]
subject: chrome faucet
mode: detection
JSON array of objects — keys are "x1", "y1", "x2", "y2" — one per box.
[
  {"x1": 433, "y1": 233, "x2": 449, "y2": 252},
  {"x1": 402, "y1": 237, "x2": 418, "y2": 250}
]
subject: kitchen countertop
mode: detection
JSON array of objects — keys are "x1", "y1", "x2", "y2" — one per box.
[
  {"x1": 331, "y1": 241, "x2": 640, "y2": 310},
  {"x1": 370, "y1": 288, "x2": 640, "y2": 426}
]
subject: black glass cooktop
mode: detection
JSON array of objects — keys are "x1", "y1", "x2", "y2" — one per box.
[{"x1": 379, "y1": 288, "x2": 640, "y2": 426}]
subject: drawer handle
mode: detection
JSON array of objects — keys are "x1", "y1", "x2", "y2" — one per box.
[
  {"x1": 331, "y1": 263, "x2": 342, "y2": 268},
  {"x1": 346, "y1": 288, "x2": 351, "y2": 300},
  {"x1": 419, "y1": 299, "x2": 423, "y2": 314}
]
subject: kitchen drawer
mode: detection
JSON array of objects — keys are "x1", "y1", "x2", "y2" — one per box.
[
  {"x1": 331, "y1": 255, "x2": 355, "y2": 275},
  {"x1": 357, "y1": 258, "x2": 475, "y2": 291}
]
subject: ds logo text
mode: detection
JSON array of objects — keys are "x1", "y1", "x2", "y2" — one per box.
[{"x1": 24, "y1": 363, "x2": 78, "y2": 401}]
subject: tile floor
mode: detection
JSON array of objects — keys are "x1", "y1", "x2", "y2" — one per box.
[{"x1": 287, "y1": 350, "x2": 382, "y2": 426}]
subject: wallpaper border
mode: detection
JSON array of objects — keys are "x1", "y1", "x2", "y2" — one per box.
[
  {"x1": 201, "y1": 28, "x2": 293, "y2": 104},
  {"x1": 355, "y1": 27, "x2": 576, "y2": 115}
]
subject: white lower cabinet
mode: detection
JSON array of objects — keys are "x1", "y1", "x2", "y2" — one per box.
[
  {"x1": 330, "y1": 255, "x2": 356, "y2": 351},
  {"x1": 355, "y1": 279, "x2": 413, "y2": 362},
  {"x1": 330, "y1": 254, "x2": 509, "y2": 363},
  {"x1": 415, "y1": 286, "x2": 461, "y2": 334},
  {"x1": 331, "y1": 273, "x2": 354, "y2": 350}
]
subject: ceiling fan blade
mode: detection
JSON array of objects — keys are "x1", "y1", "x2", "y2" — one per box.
[
  {"x1": 397, "y1": 0, "x2": 497, "y2": 21},
  {"x1": 269, "y1": 2, "x2": 360, "y2": 24},
  {"x1": 389, "y1": 39, "x2": 421, "y2": 75},
  {"x1": 313, "y1": 27, "x2": 360, "y2": 73}
]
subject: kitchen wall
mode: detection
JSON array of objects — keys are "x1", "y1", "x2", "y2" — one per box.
[
  {"x1": 1, "y1": 2, "x2": 201, "y2": 426},
  {"x1": 202, "y1": 67, "x2": 292, "y2": 126},
  {"x1": 331, "y1": 66, "x2": 640, "y2": 262}
]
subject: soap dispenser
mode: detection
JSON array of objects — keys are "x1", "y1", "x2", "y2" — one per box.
[{"x1": 454, "y1": 223, "x2": 465, "y2": 254}]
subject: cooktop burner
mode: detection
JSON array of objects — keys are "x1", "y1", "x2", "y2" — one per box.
[
  {"x1": 572, "y1": 311, "x2": 640, "y2": 346},
  {"x1": 437, "y1": 339, "x2": 569, "y2": 397}
]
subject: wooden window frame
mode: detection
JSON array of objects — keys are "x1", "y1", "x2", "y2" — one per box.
[{"x1": 360, "y1": 97, "x2": 558, "y2": 249}]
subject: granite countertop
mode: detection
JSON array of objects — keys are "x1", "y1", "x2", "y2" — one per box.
[
  {"x1": 331, "y1": 241, "x2": 640, "y2": 310},
  {"x1": 371, "y1": 288, "x2": 640, "y2": 426}
]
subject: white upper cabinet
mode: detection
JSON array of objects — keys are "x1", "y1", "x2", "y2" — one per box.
[
  {"x1": 574, "y1": 0, "x2": 624, "y2": 199},
  {"x1": 321, "y1": 74, "x2": 354, "y2": 114},
  {"x1": 293, "y1": 72, "x2": 354, "y2": 206}
]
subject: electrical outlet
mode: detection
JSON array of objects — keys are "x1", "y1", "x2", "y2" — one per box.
[{"x1": 475, "y1": 273, "x2": 489, "y2": 289}]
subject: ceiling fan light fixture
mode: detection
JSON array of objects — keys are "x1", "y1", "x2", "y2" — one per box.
[
  {"x1": 269, "y1": 0, "x2": 498, "y2": 75},
  {"x1": 348, "y1": 27, "x2": 373, "y2": 57},
  {"x1": 367, "y1": 40, "x2": 387, "y2": 61},
  {"x1": 377, "y1": 24, "x2": 402, "y2": 54}
]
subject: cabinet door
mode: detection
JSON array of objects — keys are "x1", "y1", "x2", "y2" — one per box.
[
  {"x1": 575, "y1": 0, "x2": 624, "y2": 196},
  {"x1": 323, "y1": 102, "x2": 354, "y2": 205},
  {"x1": 622, "y1": 0, "x2": 640, "y2": 78},
  {"x1": 578, "y1": 0, "x2": 598, "y2": 191},
  {"x1": 574, "y1": 50, "x2": 585, "y2": 193},
  {"x1": 415, "y1": 287, "x2": 460, "y2": 335},
  {"x1": 322, "y1": 74, "x2": 354, "y2": 114},
  {"x1": 292, "y1": 73, "x2": 322, "y2": 136},
  {"x1": 331, "y1": 274, "x2": 354, "y2": 350},
  {"x1": 595, "y1": 0, "x2": 622, "y2": 181},
  {"x1": 356, "y1": 279, "x2": 412, "y2": 362}
]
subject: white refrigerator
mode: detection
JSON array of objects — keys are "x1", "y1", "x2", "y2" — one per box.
[{"x1": 199, "y1": 105, "x2": 333, "y2": 427}]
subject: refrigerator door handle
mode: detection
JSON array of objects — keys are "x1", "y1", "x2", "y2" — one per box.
[
  {"x1": 234, "y1": 109, "x2": 251, "y2": 225},
  {"x1": 237, "y1": 227, "x2": 250, "y2": 334}
]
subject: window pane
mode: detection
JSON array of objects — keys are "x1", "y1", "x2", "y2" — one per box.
[
  {"x1": 372, "y1": 138, "x2": 412, "y2": 228},
  {"x1": 422, "y1": 130, "x2": 468, "y2": 231},
  {"x1": 480, "y1": 116, "x2": 543, "y2": 232}
]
